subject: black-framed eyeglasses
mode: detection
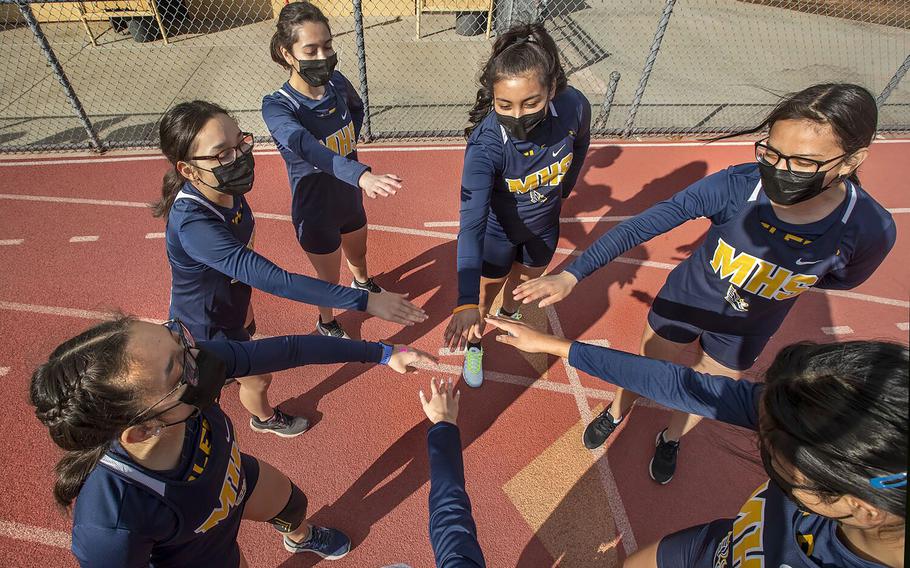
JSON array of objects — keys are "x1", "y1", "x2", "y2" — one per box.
[
  {"x1": 755, "y1": 138, "x2": 845, "y2": 179},
  {"x1": 191, "y1": 132, "x2": 254, "y2": 167},
  {"x1": 128, "y1": 319, "x2": 199, "y2": 426}
]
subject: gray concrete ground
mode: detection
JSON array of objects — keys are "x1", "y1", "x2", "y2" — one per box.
[{"x1": 0, "y1": 0, "x2": 907, "y2": 151}]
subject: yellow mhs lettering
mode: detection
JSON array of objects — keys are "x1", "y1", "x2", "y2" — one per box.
[
  {"x1": 729, "y1": 481, "x2": 769, "y2": 567},
  {"x1": 323, "y1": 122, "x2": 356, "y2": 157},
  {"x1": 195, "y1": 442, "x2": 244, "y2": 533},
  {"x1": 506, "y1": 154, "x2": 573, "y2": 194},
  {"x1": 710, "y1": 238, "x2": 818, "y2": 301}
]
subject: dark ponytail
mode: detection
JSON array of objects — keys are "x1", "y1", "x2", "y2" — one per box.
[
  {"x1": 759, "y1": 341, "x2": 907, "y2": 527},
  {"x1": 29, "y1": 316, "x2": 143, "y2": 510},
  {"x1": 152, "y1": 100, "x2": 230, "y2": 219},
  {"x1": 465, "y1": 23, "x2": 567, "y2": 139},
  {"x1": 713, "y1": 83, "x2": 877, "y2": 185},
  {"x1": 270, "y1": 1, "x2": 331, "y2": 70}
]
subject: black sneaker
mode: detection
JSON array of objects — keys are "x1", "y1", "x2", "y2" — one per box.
[
  {"x1": 316, "y1": 317, "x2": 351, "y2": 339},
  {"x1": 649, "y1": 429, "x2": 680, "y2": 484},
  {"x1": 284, "y1": 526, "x2": 351, "y2": 560},
  {"x1": 250, "y1": 409, "x2": 310, "y2": 438},
  {"x1": 583, "y1": 408, "x2": 622, "y2": 449},
  {"x1": 351, "y1": 277, "x2": 383, "y2": 294}
]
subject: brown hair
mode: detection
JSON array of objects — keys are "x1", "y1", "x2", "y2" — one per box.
[{"x1": 270, "y1": 1, "x2": 332, "y2": 70}]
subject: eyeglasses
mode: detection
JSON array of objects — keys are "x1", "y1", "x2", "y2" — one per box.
[
  {"x1": 191, "y1": 132, "x2": 254, "y2": 167},
  {"x1": 128, "y1": 319, "x2": 199, "y2": 425},
  {"x1": 755, "y1": 139, "x2": 845, "y2": 179}
]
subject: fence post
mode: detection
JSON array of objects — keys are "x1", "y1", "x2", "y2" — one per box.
[
  {"x1": 352, "y1": 0, "x2": 372, "y2": 142},
  {"x1": 16, "y1": 0, "x2": 104, "y2": 152},
  {"x1": 877, "y1": 53, "x2": 910, "y2": 107},
  {"x1": 594, "y1": 71, "x2": 620, "y2": 134},
  {"x1": 622, "y1": 0, "x2": 677, "y2": 138}
]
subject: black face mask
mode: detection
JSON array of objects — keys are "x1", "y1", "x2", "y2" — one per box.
[
  {"x1": 758, "y1": 161, "x2": 843, "y2": 206},
  {"x1": 198, "y1": 152, "x2": 255, "y2": 196},
  {"x1": 496, "y1": 105, "x2": 547, "y2": 141},
  {"x1": 297, "y1": 53, "x2": 338, "y2": 87},
  {"x1": 143, "y1": 348, "x2": 229, "y2": 429}
]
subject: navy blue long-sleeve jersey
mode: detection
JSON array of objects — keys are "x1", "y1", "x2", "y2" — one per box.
[
  {"x1": 71, "y1": 335, "x2": 384, "y2": 567},
  {"x1": 165, "y1": 183, "x2": 367, "y2": 339},
  {"x1": 262, "y1": 72, "x2": 368, "y2": 195},
  {"x1": 456, "y1": 86, "x2": 592, "y2": 305},
  {"x1": 566, "y1": 164, "x2": 895, "y2": 336},
  {"x1": 427, "y1": 422, "x2": 486, "y2": 567},
  {"x1": 568, "y1": 342, "x2": 895, "y2": 568}
]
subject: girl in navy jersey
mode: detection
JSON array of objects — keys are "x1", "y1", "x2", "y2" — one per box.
[
  {"x1": 443, "y1": 23, "x2": 591, "y2": 387},
  {"x1": 515, "y1": 84, "x2": 896, "y2": 483},
  {"x1": 488, "y1": 315, "x2": 907, "y2": 568},
  {"x1": 153, "y1": 101, "x2": 426, "y2": 438},
  {"x1": 263, "y1": 2, "x2": 404, "y2": 340},
  {"x1": 30, "y1": 317, "x2": 435, "y2": 566}
]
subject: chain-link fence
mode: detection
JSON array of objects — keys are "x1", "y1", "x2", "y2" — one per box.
[{"x1": 1, "y1": 0, "x2": 908, "y2": 152}]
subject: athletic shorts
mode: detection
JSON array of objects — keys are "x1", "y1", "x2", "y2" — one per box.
[
  {"x1": 481, "y1": 223, "x2": 560, "y2": 280},
  {"x1": 647, "y1": 302, "x2": 772, "y2": 372},
  {"x1": 657, "y1": 518, "x2": 734, "y2": 567},
  {"x1": 239, "y1": 452, "x2": 261, "y2": 507},
  {"x1": 209, "y1": 320, "x2": 255, "y2": 342},
  {"x1": 292, "y1": 173, "x2": 367, "y2": 255}
]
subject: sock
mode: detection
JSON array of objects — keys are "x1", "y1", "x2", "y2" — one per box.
[
  {"x1": 256, "y1": 411, "x2": 277, "y2": 425},
  {"x1": 498, "y1": 306, "x2": 516, "y2": 317},
  {"x1": 467, "y1": 341, "x2": 482, "y2": 350},
  {"x1": 354, "y1": 277, "x2": 370, "y2": 286},
  {"x1": 609, "y1": 409, "x2": 622, "y2": 424}
]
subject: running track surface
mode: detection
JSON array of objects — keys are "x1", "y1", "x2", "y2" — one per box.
[{"x1": 0, "y1": 139, "x2": 907, "y2": 568}]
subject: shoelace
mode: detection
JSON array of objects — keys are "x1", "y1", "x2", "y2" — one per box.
[
  {"x1": 465, "y1": 349, "x2": 482, "y2": 373},
  {"x1": 305, "y1": 527, "x2": 330, "y2": 549},
  {"x1": 592, "y1": 412, "x2": 616, "y2": 436},
  {"x1": 656, "y1": 437, "x2": 678, "y2": 461},
  {"x1": 269, "y1": 410, "x2": 290, "y2": 428},
  {"x1": 356, "y1": 278, "x2": 382, "y2": 293},
  {"x1": 321, "y1": 321, "x2": 346, "y2": 338}
]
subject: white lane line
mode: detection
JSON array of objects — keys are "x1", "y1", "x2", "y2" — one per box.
[
  {"x1": 0, "y1": 239, "x2": 24, "y2": 246},
  {"x1": 1, "y1": 192, "x2": 907, "y2": 309},
  {"x1": 68, "y1": 235, "x2": 99, "y2": 243},
  {"x1": 0, "y1": 300, "x2": 162, "y2": 324},
  {"x1": 0, "y1": 520, "x2": 71, "y2": 549},
  {"x1": 3, "y1": 138, "x2": 909, "y2": 166},
  {"x1": 438, "y1": 347, "x2": 464, "y2": 356},
  {"x1": 580, "y1": 339, "x2": 611, "y2": 348},
  {"x1": 545, "y1": 305, "x2": 637, "y2": 555},
  {"x1": 822, "y1": 326, "x2": 855, "y2": 335},
  {"x1": 0, "y1": 368, "x2": 9, "y2": 377},
  {"x1": 896, "y1": 322, "x2": 909, "y2": 331},
  {"x1": 411, "y1": 360, "x2": 615, "y2": 401},
  {"x1": 0, "y1": 193, "x2": 148, "y2": 208},
  {"x1": 145, "y1": 232, "x2": 166, "y2": 239}
]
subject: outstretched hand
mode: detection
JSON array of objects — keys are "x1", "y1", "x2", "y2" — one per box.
[
  {"x1": 512, "y1": 271, "x2": 578, "y2": 308},
  {"x1": 387, "y1": 345, "x2": 438, "y2": 374},
  {"x1": 484, "y1": 316, "x2": 572, "y2": 358},
  {"x1": 419, "y1": 377, "x2": 460, "y2": 425}
]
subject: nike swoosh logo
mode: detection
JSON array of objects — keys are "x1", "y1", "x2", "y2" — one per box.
[
  {"x1": 342, "y1": 111, "x2": 348, "y2": 120},
  {"x1": 795, "y1": 258, "x2": 823, "y2": 266},
  {"x1": 552, "y1": 144, "x2": 566, "y2": 157}
]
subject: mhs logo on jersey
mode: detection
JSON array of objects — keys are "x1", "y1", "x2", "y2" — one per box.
[
  {"x1": 506, "y1": 154, "x2": 573, "y2": 197},
  {"x1": 322, "y1": 121, "x2": 356, "y2": 157},
  {"x1": 710, "y1": 238, "x2": 819, "y2": 306},
  {"x1": 195, "y1": 441, "x2": 247, "y2": 533}
]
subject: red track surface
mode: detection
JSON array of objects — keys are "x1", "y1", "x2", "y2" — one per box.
[{"x1": 0, "y1": 140, "x2": 907, "y2": 567}]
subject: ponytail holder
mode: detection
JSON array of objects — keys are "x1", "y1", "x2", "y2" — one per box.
[{"x1": 870, "y1": 472, "x2": 906, "y2": 490}]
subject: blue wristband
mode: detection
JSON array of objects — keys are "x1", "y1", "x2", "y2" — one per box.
[{"x1": 379, "y1": 342, "x2": 393, "y2": 365}]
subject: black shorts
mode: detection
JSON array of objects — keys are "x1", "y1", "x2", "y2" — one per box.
[
  {"x1": 293, "y1": 173, "x2": 367, "y2": 255},
  {"x1": 239, "y1": 452, "x2": 261, "y2": 507},
  {"x1": 656, "y1": 518, "x2": 733, "y2": 567},
  {"x1": 647, "y1": 307, "x2": 772, "y2": 372},
  {"x1": 481, "y1": 223, "x2": 559, "y2": 279}
]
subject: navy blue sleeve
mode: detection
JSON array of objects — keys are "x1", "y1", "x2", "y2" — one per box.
[
  {"x1": 337, "y1": 73, "x2": 365, "y2": 138},
  {"x1": 72, "y1": 525, "x2": 154, "y2": 567},
  {"x1": 568, "y1": 342, "x2": 761, "y2": 430},
  {"x1": 565, "y1": 168, "x2": 735, "y2": 281},
  {"x1": 816, "y1": 214, "x2": 896, "y2": 290},
  {"x1": 428, "y1": 422, "x2": 486, "y2": 568},
  {"x1": 262, "y1": 96, "x2": 369, "y2": 188},
  {"x1": 456, "y1": 139, "x2": 499, "y2": 306},
  {"x1": 561, "y1": 94, "x2": 592, "y2": 199},
  {"x1": 178, "y1": 215, "x2": 368, "y2": 311},
  {"x1": 198, "y1": 335, "x2": 384, "y2": 378}
]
